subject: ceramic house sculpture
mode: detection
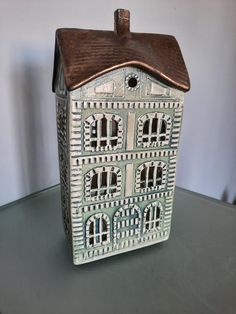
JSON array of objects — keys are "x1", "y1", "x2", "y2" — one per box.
[{"x1": 52, "y1": 9, "x2": 190, "y2": 265}]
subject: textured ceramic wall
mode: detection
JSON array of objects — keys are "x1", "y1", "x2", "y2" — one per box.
[
  {"x1": 57, "y1": 67, "x2": 184, "y2": 264},
  {"x1": 1, "y1": 0, "x2": 236, "y2": 206}
]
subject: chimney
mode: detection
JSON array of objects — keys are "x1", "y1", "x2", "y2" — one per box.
[{"x1": 114, "y1": 9, "x2": 130, "y2": 36}]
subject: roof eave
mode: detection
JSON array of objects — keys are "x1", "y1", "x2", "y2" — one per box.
[{"x1": 65, "y1": 61, "x2": 190, "y2": 93}]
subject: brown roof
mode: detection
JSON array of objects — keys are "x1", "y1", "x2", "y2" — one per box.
[{"x1": 52, "y1": 9, "x2": 190, "y2": 92}]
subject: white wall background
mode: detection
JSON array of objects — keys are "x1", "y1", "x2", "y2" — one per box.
[{"x1": 0, "y1": 0, "x2": 236, "y2": 206}]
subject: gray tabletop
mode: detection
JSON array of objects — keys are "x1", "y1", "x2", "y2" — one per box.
[{"x1": 0, "y1": 187, "x2": 236, "y2": 314}]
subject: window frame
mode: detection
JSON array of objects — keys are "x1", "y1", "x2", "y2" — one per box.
[
  {"x1": 113, "y1": 204, "x2": 141, "y2": 244},
  {"x1": 86, "y1": 213, "x2": 110, "y2": 248},
  {"x1": 85, "y1": 166, "x2": 122, "y2": 201},
  {"x1": 137, "y1": 112, "x2": 172, "y2": 148},
  {"x1": 135, "y1": 161, "x2": 167, "y2": 193},
  {"x1": 143, "y1": 201, "x2": 164, "y2": 233},
  {"x1": 84, "y1": 113, "x2": 123, "y2": 152}
]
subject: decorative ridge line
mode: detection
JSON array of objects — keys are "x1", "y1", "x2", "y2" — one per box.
[
  {"x1": 79, "y1": 190, "x2": 174, "y2": 213},
  {"x1": 71, "y1": 100, "x2": 183, "y2": 110},
  {"x1": 71, "y1": 149, "x2": 178, "y2": 165}
]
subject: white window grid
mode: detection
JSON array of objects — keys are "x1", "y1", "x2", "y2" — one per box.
[
  {"x1": 143, "y1": 201, "x2": 164, "y2": 233},
  {"x1": 140, "y1": 165, "x2": 162, "y2": 189},
  {"x1": 84, "y1": 113, "x2": 123, "y2": 152},
  {"x1": 135, "y1": 161, "x2": 167, "y2": 193},
  {"x1": 113, "y1": 204, "x2": 141, "y2": 243},
  {"x1": 137, "y1": 112, "x2": 172, "y2": 148},
  {"x1": 86, "y1": 213, "x2": 110, "y2": 248},
  {"x1": 90, "y1": 171, "x2": 117, "y2": 197},
  {"x1": 85, "y1": 166, "x2": 122, "y2": 202}
]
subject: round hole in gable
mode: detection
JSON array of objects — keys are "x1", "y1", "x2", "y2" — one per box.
[
  {"x1": 128, "y1": 77, "x2": 138, "y2": 88},
  {"x1": 125, "y1": 74, "x2": 140, "y2": 90}
]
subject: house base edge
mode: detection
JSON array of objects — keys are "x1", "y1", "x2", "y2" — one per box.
[{"x1": 73, "y1": 233, "x2": 170, "y2": 265}]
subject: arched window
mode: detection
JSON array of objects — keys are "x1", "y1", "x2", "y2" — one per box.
[
  {"x1": 113, "y1": 204, "x2": 141, "y2": 244},
  {"x1": 85, "y1": 166, "x2": 121, "y2": 201},
  {"x1": 137, "y1": 112, "x2": 171, "y2": 147},
  {"x1": 84, "y1": 113, "x2": 123, "y2": 151},
  {"x1": 143, "y1": 201, "x2": 164, "y2": 233},
  {"x1": 136, "y1": 161, "x2": 167, "y2": 193},
  {"x1": 86, "y1": 213, "x2": 110, "y2": 248}
]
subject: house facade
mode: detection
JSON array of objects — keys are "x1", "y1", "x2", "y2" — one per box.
[{"x1": 52, "y1": 9, "x2": 190, "y2": 264}]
